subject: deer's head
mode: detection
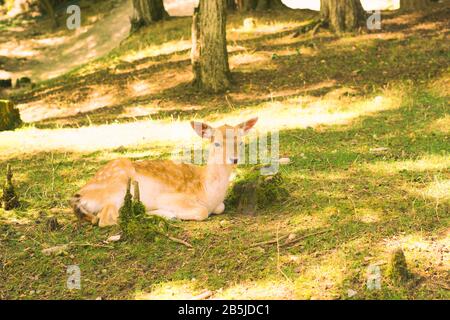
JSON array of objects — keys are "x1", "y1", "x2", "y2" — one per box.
[{"x1": 191, "y1": 118, "x2": 258, "y2": 165}]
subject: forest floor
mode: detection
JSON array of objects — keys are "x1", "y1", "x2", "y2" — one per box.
[{"x1": 0, "y1": 2, "x2": 449, "y2": 299}]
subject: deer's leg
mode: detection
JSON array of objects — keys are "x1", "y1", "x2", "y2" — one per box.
[
  {"x1": 155, "y1": 194, "x2": 209, "y2": 221},
  {"x1": 98, "y1": 204, "x2": 119, "y2": 227},
  {"x1": 148, "y1": 209, "x2": 177, "y2": 220},
  {"x1": 212, "y1": 202, "x2": 225, "y2": 215}
]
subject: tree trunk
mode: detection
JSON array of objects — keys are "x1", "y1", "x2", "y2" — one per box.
[
  {"x1": 320, "y1": 0, "x2": 365, "y2": 33},
  {"x1": 192, "y1": 0, "x2": 230, "y2": 93},
  {"x1": 0, "y1": 100, "x2": 22, "y2": 132},
  {"x1": 239, "y1": 0, "x2": 288, "y2": 11},
  {"x1": 255, "y1": 0, "x2": 270, "y2": 10},
  {"x1": 400, "y1": 0, "x2": 430, "y2": 11},
  {"x1": 237, "y1": 0, "x2": 256, "y2": 11},
  {"x1": 39, "y1": 0, "x2": 59, "y2": 29},
  {"x1": 226, "y1": 0, "x2": 236, "y2": 11},
  {"x1": 131, "y1": 0, "x2": 168, "y2": 32},
  {"x1": 191, "y1": 5, "x2": 201, "y2": 84}
]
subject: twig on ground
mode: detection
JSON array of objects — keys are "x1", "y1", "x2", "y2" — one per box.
[
  {"x1": 282, "y1": 229, "x2": 332, "y2": 248},
  {"x1": 71, "y1": 242, "x2": 115, "y2": 249},
  {"x1": 276, "y1": 224, "x2": 293, "y2": 283},
  {"x1": 250, "y1": 234, "x2": 290, "y2": 248},
  {"x1": 162, "y1": 234, "x2": 193, "y2": 248},
  {"x1": 251, "y1": 229, "x2": 332, "y2": 248}
]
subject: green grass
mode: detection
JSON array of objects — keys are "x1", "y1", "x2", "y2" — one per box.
[{"x1": 0, "y1": 4, "x2": 449, "y2": 299}]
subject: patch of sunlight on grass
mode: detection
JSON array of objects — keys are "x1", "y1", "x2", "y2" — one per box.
[
  {"x1": 288, "y1": 212, "x2": 330, "y2": 231},
  {"x1": 411, "y1": 22, "x2": 443, "y2": 32},
  {"x1": 135, "y1": 280, "x2": 203, "y2": 300},
  {"x1": 0, "y1": 41, "x2": 38, "y2": 58},
  {"x1": 427, "y1": 115, "x2": 450, "y2": 134},
  {"x1": 229, "y1": 20, "x2": 303, "y2": 39},
  {"x1": 1, "y1": 88, "x2": 404, "y2": 158},
  {"x1": 18, "y1": 86, "x2": 116, "y2": 123},
  {"x1": 128, "y1": 80, "x2": 153, "y2": 97},
  {"x1": 430, "y1": 74, "x2": 450, "y2": 97},
  {"x1": 121, "y1": 40, "x2": 191, "y2": 63},
  {"x1": 0, "y1": 120, "x2": 191, "y2": 159},
  {"x1": 333, "y1": 32, "x2": 406, "y2": 47},
  {"x1": 135, "y1": 278, "x2": 294, "y2": 300},
  {"x1": 0, "y1": 210, "x2": 31, "y2": 225},
  {"x1": 218, "y1": 88, "x2": 402, "y2": 134},
  {"x1": 365, "y1": 155, "x2": 450, "y2": 175},
  {"x1": 215, "y1": 279, "x2": 294, "y2": 300},
  {"x1": 355, "y1": 208, "x2": 382, "y2": 224},
  {"x1": 294, "y1": 251, "x2": 347, "y2": 299},
  {"x1": 419, "y1": 178, "x2": 450, "y2": 201},
  {"x1": 31, "y1": 36, "x2": 67, "y2": 46},
  {"x1": 229, "y1": 52, "x2": 275, "y2": 70}
]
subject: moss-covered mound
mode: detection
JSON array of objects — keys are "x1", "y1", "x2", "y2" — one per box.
[
  {"x1": 225, "y1": 168, "x2": 289, "y2": 215},
  {"x1": 119, "y1": 180, "x2": 169, "y2": 241},
  {"x1": 387, "y1": 248, "x2": 411, "y2": 284}
]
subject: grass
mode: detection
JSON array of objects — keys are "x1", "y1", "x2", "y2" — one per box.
[{"x1": 0, "y1": 3, "x2": 449, "y2": 299}]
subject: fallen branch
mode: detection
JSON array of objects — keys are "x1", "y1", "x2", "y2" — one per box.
[
  {"x1": 250, "y1": 234, "x2": 290, "y2": 248},
  {"x1": 162, "y1": 234, "x2": 193, "y2": 248},
  {"x1": 251, "y1": 229, "x2": 332, "y2": 248},
  {"x1": 282, "y1": 229, "x2": 332, "y2": 248},
  {"x1": 70, "y1": 242, "x2": 115, "y2": 249}
]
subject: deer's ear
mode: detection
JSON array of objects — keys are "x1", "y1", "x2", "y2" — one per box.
[
  {"x1": 239, "y1": 117, "x2": 258, "y2": 134},
  {"x1": 191, "y1": 121, "x2": 213, "y2": 139}
]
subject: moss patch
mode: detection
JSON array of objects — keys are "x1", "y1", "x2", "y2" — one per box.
[
  {"x1": 226, "y1": 168, "x2": 289, "y2": 214},
  {"x1": 119, "y1": 179, "x2": 169, "y2": 242},
  {"x1": 387, "y1": 248, "x2": 411, "y2": 284}
]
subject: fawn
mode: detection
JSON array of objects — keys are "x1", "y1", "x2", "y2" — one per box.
[{"x1": 71, "y1": 118, "x2": 258, "y2": 227}]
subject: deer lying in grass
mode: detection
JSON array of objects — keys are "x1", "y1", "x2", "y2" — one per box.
[{"x1": 71, "y1": 118, "x2": 258, "y2": 227}]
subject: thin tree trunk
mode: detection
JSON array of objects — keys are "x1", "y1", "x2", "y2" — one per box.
[
  {"x1": 39, "y1": 0, "x2": 58, "y2": 29},
  {"x1": 320, "y1": 0, "x2": 365, "y2": 33},
  {"x1": 244, "y1": 0, "x2": 288, "y2": 11},
  {"x1": 400, "y1": 0, "x2": 430, "y2": 11},
  {"x1": 226, "y1": 0, "x2": 236, "y2": 11},
  {"x1": 237, "y1": 0, "x2": 256, "y2": 11},
  {"x1": 255, "y1": 0, "x2": 270, "y2": 10},
  {"x1": 191, "y1": 5, "x2": 201, "y2": 84},
  {"x1": 192, "y1": 0, "x2": 230, "y2": 93},
  {"x1": 131, "y1": 0, "x2": 168, "y2": 33}
]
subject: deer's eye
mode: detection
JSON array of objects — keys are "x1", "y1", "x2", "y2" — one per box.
[
  {"x1": 239, "y1": 142, "x2": 244, "y2": 146},
  {"x1": 214, "y1": 142, "x2": 221, "y2": 147}
]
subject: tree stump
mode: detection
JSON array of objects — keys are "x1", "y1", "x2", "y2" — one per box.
[
  {"x1": 15, "y1": 77, "x2": 32, "y2": 88},
  {"x1": 0, "y1": 100, "x2": 22, "y2": 131},
  {"x1": 1, "y1": 164, "x2": 20, "y2": 210},
  {"x1": 46, "y1": 216, "x2": 60, "y2": 231},
  {"x1": 387, "y1": 248, "x2": 411, "y2": 284},
  {"x1": 0, "y1": 79, "x2": 12, "y2": 88}
]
